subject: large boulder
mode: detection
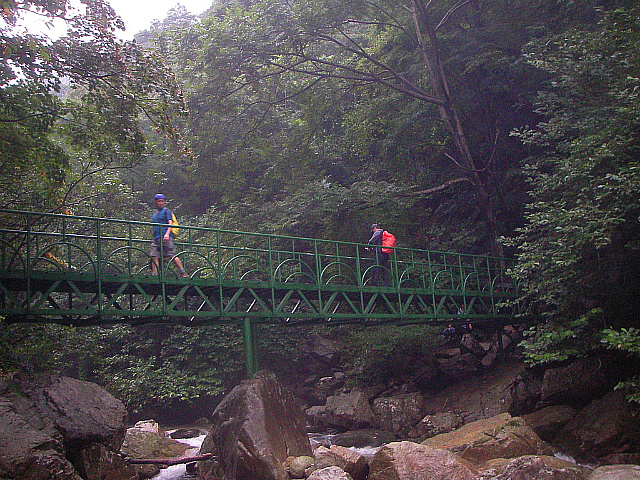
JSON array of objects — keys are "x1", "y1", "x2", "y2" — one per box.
[
  {"x1": 372, "y1": 392, "x2": 426, "y2": 436},
  {"x1": 481, "y1": 333, "x2": 514, "y2": 368},
  {"x1": 199, "y1": 370, "x2": 312, "y2": 480},
  {"x1": 287, "y1": 455, "x2": 314, "y2": 479},
  {"x1": 30, "y1": 376, "x2": 128, "y2": 453},
  {"x1": 598, "y1": 454, "x2": 640, "y2": 466},
  {"x1": 307, "y1": 466, "x2": 353, "y2": 480},
  {"x1": 304, "y1": 373, "x2": 347, "y2": 405},
  {"x1": 120, "y1": 421, "x2": 194, "y2": 479},
  {"x1": 300, "y1": 335, "x2": 342, "y2": 374},
  {"x1": 306, "y1": 404, "x2": 329, "y2": 428},
  {"x1": 421, "y1": 412, "x2": 553, "y2": 465},
  {"x1": 478, "y1": 455, "x2": 587, "y2": 480},
  {"x1": 407, "y1": 412, "x2": 464, "y2": 441},
  {"x1": 553, "y1": 391, "x2": 640, "y2": 461},
  {"x1": 540, "y1": 357, "x2": 617, "y2": 407},
  {"x1": 588, "y1": 464, "x2": 640, "y2": 479},
  {"x1": 524, "y1": 405, "x2": 577, "y2": 442},
  {"x1": 509, "y1": 368, "x2": 544, "y2": 415},
  {"x1": 368, "y1": 441, "x2": 476, "y2": 480},
  {"x1": 460, "y1": 333, "x2": 487, "y2": 358},
  {"x1": 423, "y1": 359, "x2": 526, "y2": 423},
  {"x1": 322, "y1": 389, "x2": 376, "y2": 430},
  {"x1": 0, "y1": 396, "x2": 81, "y2": 480},
  {"x1": 71, "y1": 443, "x2": 137, "y2": 480},
  {"x1": 436, "y1": 352, "x2": 484, "y2": 381},
  {"x1": 313, "y1": 445, "x2": 369, "y2": 480},
  {"x1": 130, "y1": 419, "x2": 163, "y2": 435},
  {"x1": 0, "y1": 375, "x2": 132, "y2": 480},
  {"x1": 480, "y1": 454, "x2": 587, "y2": 477}
]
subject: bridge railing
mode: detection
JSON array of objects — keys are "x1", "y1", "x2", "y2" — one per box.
[{"x1": 0, "y1": 209, "x2": 515, "y2": 296}]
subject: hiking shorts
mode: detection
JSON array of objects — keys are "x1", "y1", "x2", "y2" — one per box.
[{"x1": 150, "y1": 238, "x2": 176, "y2": 258}]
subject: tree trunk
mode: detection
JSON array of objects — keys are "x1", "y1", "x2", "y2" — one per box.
[{"x1": 411, "y1": 0, "x2": 505, "y2": 258}]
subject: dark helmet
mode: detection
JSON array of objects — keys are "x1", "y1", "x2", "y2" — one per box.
[{"x1": 154, "y1": 193, "x2": 165, "y2": 200}]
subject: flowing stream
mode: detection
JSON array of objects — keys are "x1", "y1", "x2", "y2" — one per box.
[
  {"x1": 149, "y1": 430, "x2": 381, "y2": 480},
  {"x1": 150, "y1": 433, "x2": 207, "y2": 480},
  {"x1": 148, "y1": 429, "x2": 588, "y2": 480},
  {"x1": 309, "y1": 432, "x2": 382, "y2": 459}
]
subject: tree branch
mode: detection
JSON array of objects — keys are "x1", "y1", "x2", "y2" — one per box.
[
  {"x1": 0, "y1": 110, "x2": 58, "y2": 123},
  {"x1": 128, "y1": 453, "x2": 213, "y2": 466},
  {"x1": 399, "y1": 177, "x2": 472, "y2": 197}
]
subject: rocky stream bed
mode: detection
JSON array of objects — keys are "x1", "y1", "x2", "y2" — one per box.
[{"x1": 1, "y1": 330, "x2": 639, "y2": 480}]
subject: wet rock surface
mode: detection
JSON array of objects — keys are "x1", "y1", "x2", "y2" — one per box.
[
  {"x1": 198, "y1": 369, "x2": 312, "y2": 480},
  {"x1": 421, "y1": 412, "x2": 553, "y2": 465},
  {"x1": 479, "y1": 455, "x2": 587, "y2": 480},
  {"x1": 553, "y1": 391, "x2": 640, "y2": 462},
  {"x1": 368, "y1": 441, "x2": 477, "y2": 480},
  {"x1": 588, "y1": 464, "x2": 640, "y2": 480},
  {"x1": 0, "y1": 374, "x2": 133, "y2": 480},
  {"x1": 4, "y1": 334, "x2": 640, "y2": 480}
]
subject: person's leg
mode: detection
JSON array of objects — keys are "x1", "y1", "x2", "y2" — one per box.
[
  {"x1": 149, "y1": 240, "x2": 161, "y2": 275},
  {"x1": 150, "y1": 256, "x2": 160, "y2": 275},
  {"x1": 372, "y1": 251, "x2": 382, "y2": 286},
  {"x1": 380, "y1": 252, "x2": 389, "y2": 286},
  {"x1": 164, "y1": 238, "x2": 187, "y2": 276},
  {"x1": 173, "y1": 256, "x2": 187, "y2": 276}
]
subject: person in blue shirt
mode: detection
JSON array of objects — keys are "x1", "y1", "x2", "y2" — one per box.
[{"x1": 149, "y1": 194, "x2": 187, "y2": 277}]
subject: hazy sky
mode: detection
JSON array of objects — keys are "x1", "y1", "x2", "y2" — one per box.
[
  {"x1": 18, "y1": 1, "x2": 212, "y2": 40},
  {"x1": 107, "y1": 0, "x2": 213, "y2": 39}
]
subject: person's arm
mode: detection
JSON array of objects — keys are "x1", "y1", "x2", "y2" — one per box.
[
  {"x1": 163, "y1": 209, "x2": 173, "y2": 240},
  {"x1": 369, "y1": 230, "x2": 382, "y2": 245}
]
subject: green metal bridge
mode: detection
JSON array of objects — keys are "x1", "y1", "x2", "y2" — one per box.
[{"x1": 0, "y1": 210, "x2": 520, "y2": 374}]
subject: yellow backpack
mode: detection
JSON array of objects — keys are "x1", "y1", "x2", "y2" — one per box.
[
  {"x1": 170, "y1": 211, "x2": 180, "y2": 237},
  {"x1": 162, "y1": 208, "x2": 180, "y2": 237}
]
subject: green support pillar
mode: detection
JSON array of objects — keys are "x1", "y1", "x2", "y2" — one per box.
[{"x1": 243, "y1": 317, "x2": 259, "y2": 378}]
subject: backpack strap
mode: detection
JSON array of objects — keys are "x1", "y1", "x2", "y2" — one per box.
[{"x1": 165, "y1": 208, "x2": 175, "y2": 237}]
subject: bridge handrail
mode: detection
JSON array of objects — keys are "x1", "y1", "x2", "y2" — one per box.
[
  {"x1": 0, "y1": 209, "x2": 511, "y2": 258},
  {"x1": 0, "y1": 209, "x2": 515, "y2": 293}
]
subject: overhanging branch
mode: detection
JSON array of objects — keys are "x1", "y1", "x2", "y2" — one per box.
[{"x1": 399, "y1": 177, "x2": 472, "y2": 197}]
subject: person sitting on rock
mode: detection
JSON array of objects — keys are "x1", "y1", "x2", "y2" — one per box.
[{"x1": 443, "y1": 324, "x2": 458, "y2": 344}]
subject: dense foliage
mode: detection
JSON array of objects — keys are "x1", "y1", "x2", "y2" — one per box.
[
  {"x1": 1, "y1": 0, "x2": 189, "y2": 214},
  {"x1": 509, "y1": 6, "x2": 640, "y2": 401}
]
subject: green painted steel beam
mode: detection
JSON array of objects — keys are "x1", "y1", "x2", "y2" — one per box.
[{"x1": 0, "y1": 209, "x2": 521, "y2": 328}]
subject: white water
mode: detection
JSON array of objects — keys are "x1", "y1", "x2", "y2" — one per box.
[
  {"x1": 151, "y1": 430, "x2": 383, "y2": 479},
  {"x1": 554, "y1": 450, "x2": 596, "y2": 469},
  {"x1": 150, "y1": 434, "x2": 207, "y2": 480},
  {"x1": 309, "y1": 432, "x2": 382, "y2": 459}
]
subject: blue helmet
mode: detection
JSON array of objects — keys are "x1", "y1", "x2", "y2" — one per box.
[{"x1": 154, "y1": 194, "x2": 165, "y2": 200}]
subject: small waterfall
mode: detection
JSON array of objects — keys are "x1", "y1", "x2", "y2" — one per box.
[
  {"x1": 308, "y1": 432, "x2": 383, "y2": 459},
  {"x1": 150, "y1": 433, "x2": 207, "y2": 480}
]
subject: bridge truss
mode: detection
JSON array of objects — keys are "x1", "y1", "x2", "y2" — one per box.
[{"x1": 0, "y1": 210, "x2": 520, "y2": 374}]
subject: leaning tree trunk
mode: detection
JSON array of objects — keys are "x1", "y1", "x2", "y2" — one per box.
[{"x1": 411, "y1": 0, "x2": 505, "y2": 259}]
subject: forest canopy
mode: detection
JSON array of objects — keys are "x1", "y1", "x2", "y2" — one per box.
[{"x1": 1, "y1": 0, "x2": 639, "y2": 413}]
